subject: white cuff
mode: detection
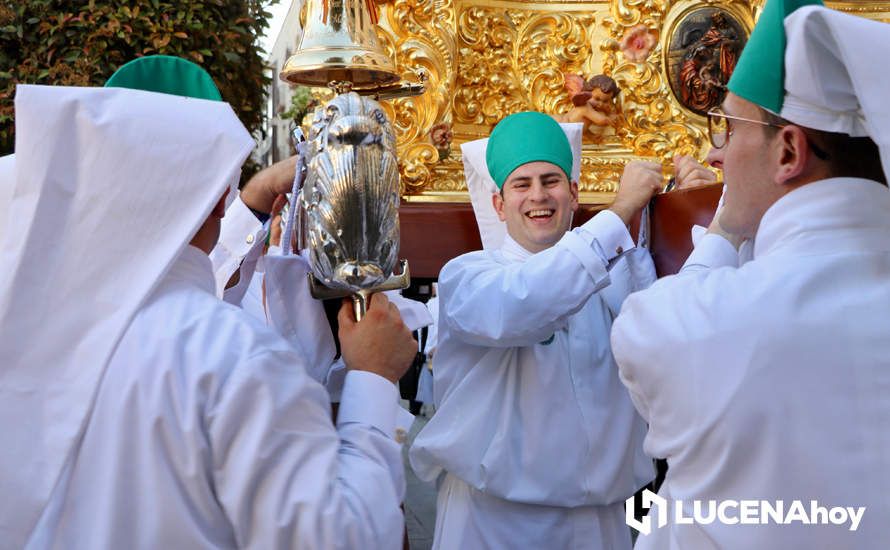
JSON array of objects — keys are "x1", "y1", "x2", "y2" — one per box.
[
  {"x1": 221, "y1": 228, "x2": 266, "y2": 305},
  {"x1": 211, "y1": 195, "x2": 266, "y2": 296},
  {"x1": 578, "y1": 209, "x2": 635, "y2": 261},
  {"x1": 337, "y1": 370, "x2": 399, "y2": 439},
  {"x1": 682, "y1": 233, "x2": 739, "y2": 271},
  {"x1": 690, "y1": 224, "x2": 707, "y2": 247},
  {"x1": 222, "y1": 196, "x2": 265, "y2": 250},
  {"x1": 557, "y1": 231, "x2": 609, "y2": 283}
]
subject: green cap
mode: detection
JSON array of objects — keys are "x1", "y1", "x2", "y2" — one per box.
[
  {"x1": 486, "y1": 112, "x2": 573, "y2": 189},
  {"x1": 104, "y1": 55, "x2": 222, "y2": 101},
  {"x1": 727, "y1": 0, "x2": 823, "y2": 113}
]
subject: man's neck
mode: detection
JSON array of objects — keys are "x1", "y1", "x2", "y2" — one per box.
[
  {"x1": 189, "y1": 218, "x2": 219, "y2": 255},
  {"x1": 500, "y1": 233, "x2": 537, "y2": 260}
]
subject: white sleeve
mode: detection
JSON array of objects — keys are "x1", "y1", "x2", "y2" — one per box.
[
  {"x1": 687, "y1": 181, "x2": 750, "y2": 270},
  {"x1": 209, "y1": 357, "x2": 405, "y2": 550},
  {"x1": 210, "y1": 196, "x2": 266, "y2": 299},
  {"x1": 384, "y1": 290, "x2": 434, "y2": 331},
  {"x1": 574, "y1": 209, "x2": 636, "y2": 260},
  {"x1": 441, "y1": 210, "x2": 631, "y2": 347},
  {"x1": 425, "y1": 298, "x2": 439, "y2": 353},
  {"x1": 325, "y1": 358, "x2": 348, "y2": 402},
  {"x1": 262, "y1": 253, "x2": 338, "y2": 384},
  {"x1": 610, "y1": 267, "x2": 744, "y2": 460},
  {"x1": 598, "y1": 248, "x2": 657, "y2": 318},
  {"x1": 590, "y1": 210, "x2": 656, "y2": 316},
  {"x1": 681, "y1": 233, "x2": 740, "y2": 273}
]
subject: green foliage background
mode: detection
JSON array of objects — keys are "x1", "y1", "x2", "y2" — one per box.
[{"x1": 0, "y1": 0, "x2": 276, "y2": 174}]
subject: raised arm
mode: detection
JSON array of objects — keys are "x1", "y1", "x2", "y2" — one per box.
[
  {"x1": 443, "y1": 160, "x2": 662, "y2": 347},
  {"x1": 440, "y1": 222, "x2": 618, "y2": 347},
  {"x1": 210, "y1": 293, "x2": 416, "y2": 549},
  {"x1": 211, "y1": 156, "x2": 298, "y2": 298}
]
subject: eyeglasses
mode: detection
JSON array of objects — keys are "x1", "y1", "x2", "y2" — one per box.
[
  {"x1": 706, "y1": 108, "x2": 784, "y2": 149},
  {"x1": 707, "y1": 108, "x2": 831, "y2": 160}
]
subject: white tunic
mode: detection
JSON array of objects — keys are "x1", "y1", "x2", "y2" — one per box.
[
  {"x1": 425, "y1": 296, "x2": 440, "y2": 354},
  {"x1": 29, "y1": 246, "x2": 406, "y2": 549},
  {"x1": 612, "y1": 178, "x2": 890, "y2": 548},
  {"x1": 410, "y1": 211, "x2": 655, "y2": 549}
]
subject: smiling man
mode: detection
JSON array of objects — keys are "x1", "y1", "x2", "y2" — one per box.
[
  {"x1": 410, "y1": 111, "x2": 662, "y2": 549},
  {"x1": 611, "y1": 1, "x2": 890, "y2": 547}
]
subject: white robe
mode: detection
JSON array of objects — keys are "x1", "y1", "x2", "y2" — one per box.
[
  {"x1": 425, "y1": 296, "x2": 440, "y2": 354},
  {"x1": 0, "y1": 154, "x2": 13, "y2": 248},
  {"x1": 415, "y1": 296, "x2": 438, "y2": 404},
  {"x1": 0, "y1": 86, "x2": 255, "y2": 546},
  {"x1": 612, "y1": 178, "x2": 890, "y2": 548},
  {"x1": 410, "y1": 210, "x2": 655, "y2": 549},
  {"x1": 28, "y1": 246, "x2": 406, "y2": 549}
]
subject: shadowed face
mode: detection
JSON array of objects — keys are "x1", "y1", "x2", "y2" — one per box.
[{"x1": 492, "y1": 161, "x2": 579, "y2": 253}]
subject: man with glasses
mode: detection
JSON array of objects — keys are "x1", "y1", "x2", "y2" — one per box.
[{"x1": 611, "y1": 0, "x2": 890, "y2": 547}]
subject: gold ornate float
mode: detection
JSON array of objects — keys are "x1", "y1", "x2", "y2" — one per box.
[{"x1": 350, "y1": 0, "x2": 890, "y2": 206}]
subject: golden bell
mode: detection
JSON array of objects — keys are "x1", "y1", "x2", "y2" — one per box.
[{"x1": 280, "y1": 0, "x2": 400, "y2": 90}]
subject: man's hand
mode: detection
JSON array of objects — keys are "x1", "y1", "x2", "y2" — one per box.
[
  {"x1": 240, "y1": 155, "x2": 297, "y2": 214},
  {"x1": 266, "y1": 194, "x2": 288, "y2": 250},
  {"x1": 707, "y1": 208, "x2": 746, "y2": 250},
  {"x1": 338, "y1": 293, "x2": 417, "y2": 384},
  {"x1": 609, "y1": 160, "x2": 662, "y2": 225},
  {"x1": 673, "y1": 154, "x2": 717, "y2": 189}
]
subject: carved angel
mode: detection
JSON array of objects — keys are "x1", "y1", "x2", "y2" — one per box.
[{"x1": 553, "y1": 74, "x2": 621, "y2": 135}]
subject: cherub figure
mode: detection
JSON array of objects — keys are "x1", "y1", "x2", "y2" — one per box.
[{"x1": 553, "y1": 74, "x2": 621, "y2": 135}]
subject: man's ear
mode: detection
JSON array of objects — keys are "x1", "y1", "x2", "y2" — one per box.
[
  {"x1": 492, "y1": 190, "x2": 507, "y2": 222},
  {"x1": 212, "y1": 188, "x2": 230, "y2": 218},
  {"x1": 774, "y1": 126, "x2": 809, "y2": 185},
  {"x1": 570, "y1": 180, "x2": 579, "y2": 212}
]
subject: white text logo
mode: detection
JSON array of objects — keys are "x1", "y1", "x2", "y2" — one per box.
[{"x1": 625, "y1": 490, "x2": 866, "y2": 534}]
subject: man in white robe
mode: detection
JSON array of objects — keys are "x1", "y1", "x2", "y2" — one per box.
[
  {"x1": 410, "y1": 111, "x2": 662, "y2": 549},
  {"x1": 612, "y1": 2, "x2": 890, "y2": 547},
  {"x1": 0, "y1": 56, "x2": 417, "y2": 549}
]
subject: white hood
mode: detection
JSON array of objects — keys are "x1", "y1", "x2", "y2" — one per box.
[{"x1": 0, "y1": 85, "x2": 253, "y2": 546}]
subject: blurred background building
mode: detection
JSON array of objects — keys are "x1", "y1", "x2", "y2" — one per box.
[{"x1": 255, "y1": 0, "x2": 305, "y2": 166}]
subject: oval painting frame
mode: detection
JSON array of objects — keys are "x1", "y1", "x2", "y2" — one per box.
[{"x1": 665, "y1": 6, "x2": 749, "y2": 117}]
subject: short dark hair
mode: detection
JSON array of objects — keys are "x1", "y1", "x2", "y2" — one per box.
[
  {"x1": 760, "y1": 108, "x2": 886, "y2": 185},
  {"x1": 588, "y1": 74, "x2": 620, "y2": 97}
]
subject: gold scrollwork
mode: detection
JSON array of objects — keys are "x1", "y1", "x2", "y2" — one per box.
[
  {"x1": 374, "y1": 0, "x2": 457, "y2": 195},
  {"x1": 372, "y1": 0, "x2": 890, "y2": 203},
  {"x1": 602, "y1": 1, "x2": 759, "y2": 165}
]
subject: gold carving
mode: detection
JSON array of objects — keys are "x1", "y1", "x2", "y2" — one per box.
[
  {"x1": 375, "y1": 0, "x2": 458, "y2": 195},
  {"x1": 370, "y1": 0, "x2": 890, "y2": 204},
  {"x1": 601, "y1": 0, "x2": 758, "y2": 165},
  {"x1": 827, "y1": 1, "x2": 890, "y2": 22}
]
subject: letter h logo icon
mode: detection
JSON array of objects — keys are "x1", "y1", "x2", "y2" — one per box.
[{"x1": 626, "y1": 489, "x2": 669, "y2": 535}]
